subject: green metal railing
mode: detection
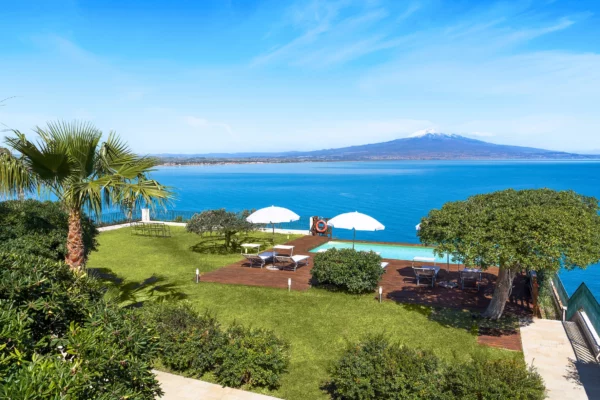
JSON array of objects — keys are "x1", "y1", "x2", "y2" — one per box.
[
  {"x1": 565, "y1": 282, "x2": 600, "y2": 336},
  {"x1": 553, "y1": 274, "x2": 600, "y2": 336},
  {"x1": 552, "y1": 274, "x2": 570, "y2": 307},
  {"x1": 91, "y1": 209, "x2": 311, "y2": 230}
]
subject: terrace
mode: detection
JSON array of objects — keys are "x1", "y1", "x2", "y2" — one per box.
[
  {"x1": 87, "y1": 225, "x2": 526, "y2": 400},
  {"x1": 202, "y1": 235, "x2": 532, "y2": 319},
  {"x1": 201, "y1": 234, "x2": 531, "y2": 352}
]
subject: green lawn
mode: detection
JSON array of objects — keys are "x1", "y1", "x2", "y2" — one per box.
[{"x1": 88, "y1": 227, "x2": 520, "y2": 400}]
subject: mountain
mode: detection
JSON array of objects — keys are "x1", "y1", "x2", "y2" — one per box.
[
  {"x1": 156, "y1": 132, "x2": 596, "y2": 162},
  {"x1": 283, "y1": 132, "x2": 583, "y2": 160}
]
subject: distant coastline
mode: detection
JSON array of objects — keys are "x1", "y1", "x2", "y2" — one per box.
[{"x1": 157, "y1": 156, "x2": 600, "y2": 167}]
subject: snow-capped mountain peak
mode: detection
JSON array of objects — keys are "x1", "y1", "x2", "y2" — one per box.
[{"x1": 409, "y1": 129, "x2": 460, "y2": 139}]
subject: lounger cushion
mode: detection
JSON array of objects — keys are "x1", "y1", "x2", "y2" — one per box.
[{"x1": 291, "y1": 255, "x2": 309, "y2": 262}]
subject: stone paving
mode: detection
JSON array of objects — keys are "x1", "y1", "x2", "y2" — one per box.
[
  {"x1": 154, "y1": 370, "x2": 281, "y2": 400},
  {"x1": 520, "y1": 318, "x2": 596, "y2": 400}
]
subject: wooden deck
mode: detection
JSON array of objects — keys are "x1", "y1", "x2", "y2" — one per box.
[
  {"x1": 201, "y1": 235, "x2": 329, "y2": 290},
  {"x1": 201, "y1": 236, "x2": 531, "y2": 351}
]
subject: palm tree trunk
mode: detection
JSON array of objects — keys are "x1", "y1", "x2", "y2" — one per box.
[
  {"x1": 66, "y1": 208, "x2": 86, "y2": 271},
  {"x1": 482, "y1": 267, "x2": 515, "y2": 319}
]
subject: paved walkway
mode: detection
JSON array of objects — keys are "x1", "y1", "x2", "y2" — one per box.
[
  {"x1": 520, "y1": 318, "x2": 596, "y2": 400},
  {"x1": 154, "y1": 370, "x2": 280, "y2": 400}
]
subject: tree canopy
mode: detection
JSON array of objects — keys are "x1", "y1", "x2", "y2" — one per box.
[
  {"x1": 186, "y1": 209, "x2": 256, "y2": 250},
  {"x1": 418, "y1": 189, "x2": 600, "y2": 318}
]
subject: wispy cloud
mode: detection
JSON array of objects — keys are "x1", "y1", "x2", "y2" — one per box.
[{"x1": 252, "y1": 1, "x2": 420, "y2": 68}]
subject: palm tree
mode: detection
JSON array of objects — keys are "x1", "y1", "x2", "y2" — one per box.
[{"x1": 0, "y1": 120, "x2": 172, "y2": 271}]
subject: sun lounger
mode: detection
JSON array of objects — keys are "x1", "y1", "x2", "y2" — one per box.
[
  {"x1": 242, "y1": 253, "x2": 270, "y2": 268},
  {"x1": 413, "y1": 266, "x2": 440, "y2": 287},
  {"x1": 274, "y1": 254, "x2": 310, "y2": 271},
  {"x1": 460, "y1": 269, "x2": 482, "y2": 290}
]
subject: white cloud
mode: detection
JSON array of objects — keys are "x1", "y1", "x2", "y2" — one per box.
[{"x1": 252, "y1": 1, "x2": 418, "y2": 68}]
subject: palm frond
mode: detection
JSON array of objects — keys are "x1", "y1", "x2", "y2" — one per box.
[
  {"x1": 35, "y1": 121, "x2": 102, "y2": 179},
  {"x1": 0, "y1": 149, "x2": 37, "y2": 198},
  {"x1": 5, "y1": 129, "x2": 72, "y2": 186},
  {"x1": 4, "y1": 120, "x2": 172, "y2": 217}
]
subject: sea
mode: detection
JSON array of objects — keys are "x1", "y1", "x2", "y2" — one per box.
[{"x1": 150, "y1": 160, "x2": 600, "y2": 300}]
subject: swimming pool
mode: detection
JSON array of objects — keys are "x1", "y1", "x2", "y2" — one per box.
[{"x1": 310, "y1": 241, "x2": 451, "y2": 263}]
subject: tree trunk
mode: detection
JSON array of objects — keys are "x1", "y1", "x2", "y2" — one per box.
[
  {"x1": 482, "y1": 267, "x2": 515, "y2": 319},
  {"x1": 66, "y1": 208, "x2": 86, "y2": 272}
]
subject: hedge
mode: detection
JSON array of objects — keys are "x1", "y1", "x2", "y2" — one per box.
[
  {"x1": 141, "y1": 302, "x2": 290, "y2": 390},
  {"x1": 325, "y1": 335, "x2": 546, "y2": 400},
  {"x1": 311, "y1": 248, "x2": 384, "y2": 294}
]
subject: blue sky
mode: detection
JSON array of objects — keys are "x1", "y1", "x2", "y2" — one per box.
[{"x1": 1, "y1": 0, "x2": 599, "y2": 153}]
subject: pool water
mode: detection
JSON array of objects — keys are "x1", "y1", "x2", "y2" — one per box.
[{"x1": 310, "y1": 241, "x2": 451, "y2": 263}]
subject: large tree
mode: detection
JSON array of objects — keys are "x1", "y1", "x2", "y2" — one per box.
[
  {"x1": 418, "y1": 189, "x2": 600, "y2": 319},
  {"x1": 0, "y1": 121, "x2": 171, "y2": 270},
  {"x1": 186, "y1": 209, "x2": 255, "y2": 251}
]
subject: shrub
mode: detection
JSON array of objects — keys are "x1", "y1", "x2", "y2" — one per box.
[
  {"x1": 0, "y1": 200, "x2": 98, "y2": 261},
  {"x1": 311, "y1": 248, "x2": 384, "y2": 294},
  {"x1": 214, "y1": 324, "x2": 290, "y2": 390},
  {"x1": 443, "y1": 358, "x2": 546, "y2": 400},
  {"x1": 141, "y1": 302, "x2": 291, "y2": 390},
  {"x1": 326, "y1": 335, "x2": 446, "y2": 400},
  {"x1": 0, "y1": 252, "x2": 162, "y2": 399},
  {"x1": 141, "y1": 302, "x2": 224, "y2": 377},
  {"x1": 326, "y1": 336, "x2": 546, "y2": 400}
]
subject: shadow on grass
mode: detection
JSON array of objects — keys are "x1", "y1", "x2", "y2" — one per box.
[
  {"x1": 428, "y1": 307, "x2": 520, "y2": 337},
  {"x1": 88, "y1": 267, "x2": 187, "y2": 308},
  {"x1": 189, "y1": 234, "x2": 278, "y2": 255}
]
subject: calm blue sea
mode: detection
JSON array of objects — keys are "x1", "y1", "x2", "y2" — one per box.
[{"x1": 150, "y1": 160, "x2": 600, "y2": 299}]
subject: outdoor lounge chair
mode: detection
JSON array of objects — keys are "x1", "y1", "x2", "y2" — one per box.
[
  {"x1": 460, "y1": 270, "x2": 482, "y2": 290},
  {"x1": 242, "y1": 253, "x2": 270, "y2": 268},
  {"x1": 274, "y1": 255, "x2": 310, "y2": 271},
  {"x1": 413, "y1": 266, "x2": 440, "y2": 287}
]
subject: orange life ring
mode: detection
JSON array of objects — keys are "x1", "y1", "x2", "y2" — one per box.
[{"x1": 315, "y1": 219, "x2": 328, "y2": 233}]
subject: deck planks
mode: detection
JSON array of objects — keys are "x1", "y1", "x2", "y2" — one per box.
[{"x1": 201, "y1": 236, "x2": 531, "y2": 350}]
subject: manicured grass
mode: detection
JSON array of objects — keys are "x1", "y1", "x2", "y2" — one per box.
[{"x1": 88, "y1": 227, "x2": 521, "y2": 400}]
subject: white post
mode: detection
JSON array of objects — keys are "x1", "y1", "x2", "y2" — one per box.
[
  {"x1": 142, "y1": 208, "x2": 150, "y2": 222},
  {"x1": 378, "y1": 286, "x2": 383, "y2": 303},
  {"x1": 288, "y1": 278, "x2": 292, "y2": 292},
  {"x1": 196, "y1": 268, "x2": 200, "y2": 284}
]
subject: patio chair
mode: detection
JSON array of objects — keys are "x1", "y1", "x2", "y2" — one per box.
[
  {"x1": 274, "y1": 255, "x2": 310, "y2": 271},
  {"x1": 242, "y1": 253, "x2": 269, "y2": 268},
  {"x1": 460, "y1": 270, "x2": 482, "y2": 290},
  {"x1": 413, "y1": 266, "x2": 440, "y2": 287}
]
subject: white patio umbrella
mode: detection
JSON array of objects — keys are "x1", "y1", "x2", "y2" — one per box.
[
  {"x1": 327, "y1": 211, "x2": 385, "y2": 248},
  {"x1": 246, "y1": 206, "x2": 300, "y2": 236}
]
